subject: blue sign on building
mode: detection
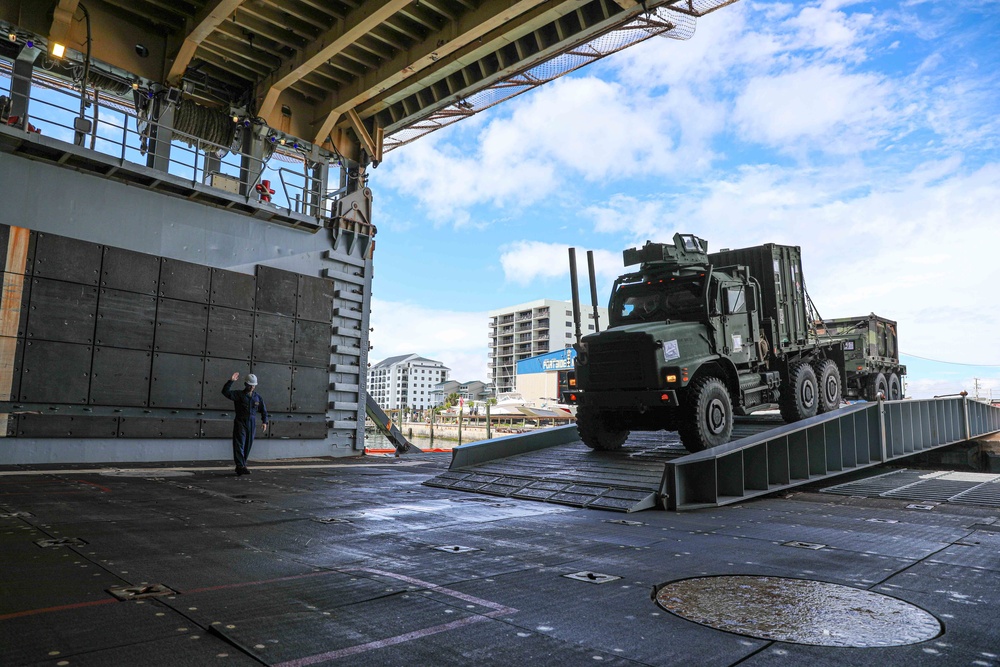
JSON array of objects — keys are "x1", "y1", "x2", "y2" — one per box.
[{"x1": 516, "y1": 348, "x2": 576, "y2": 375}]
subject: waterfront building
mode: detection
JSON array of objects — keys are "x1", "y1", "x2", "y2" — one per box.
[
  {"x1": 367, "y1": 354, "x2": 450, "y2": 410},
  {"x1": 430, "y1": 380, "x2": 491, "y2": 406},
  {"x1": 488, "y1": 299, "x2": 608, "y2": 394},
  {"x1": 515, "y1": 348, "x2": 577, "y2": 406}
]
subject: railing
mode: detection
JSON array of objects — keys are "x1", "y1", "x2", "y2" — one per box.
[
  {"x1": 0, "y1": 60, "x2": 336, "y2": 223},
  {"x1": 664, "y1": 397, "x2": 1000, "y2": 510}
]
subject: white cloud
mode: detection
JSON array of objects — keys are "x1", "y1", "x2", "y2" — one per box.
[
  {"x1": 733, "y1": 65, "x2": 894, "y2": 152},
  {"x1": 369, "y1": 299, "x2": 488, "y2": 382},
  {"x1": 498, "y1": 241, "x2": 621, "y2": 286}
]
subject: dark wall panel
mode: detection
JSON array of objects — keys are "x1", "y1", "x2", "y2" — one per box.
[
  {"x1": 253, "y1": 313, "x2": 294, "y2": 364},
  {"x1": 200, "y1": 419, "x2": 233, "y2": 438},
  {"x1": 256, "y1": 266, "x2": 297, "y2": 317},
  {"x1": 17, "y1": 415, "x2": 119, "y2": 437},
  {"x1": 293, "y1": 320, "x2": 330, "y2": 368},
  {"x1": 90, "y1": 347, "x2": 151, "y2": 406},
  {"x1": 118, "y1": 417, "x2": 200, "y2": 438},
  {"x1": 210, "y1": 268, "x2": 255, "y2": 311},
  {"x1": 31, "y1": 232, "x2": 102, "y2": 285},
  {"x1": 206, "y1": 306, "x2": 254, "y2": 360},
  {"x1": 25, "y1": 278, "x2": 98, "y2": 344},
  {"x1": 268, "y1": 420, "x2": 328, "y2": 439},
  {"x1": 297, "y1": 275, "x2": 334, "y2": 323},
  {"x1": 159, "y1": 258, "x2": 210, "y2": 303},
  {"x1": 203, "y1": 357, "x2": 248, "y2": 410},
  {"x1": 95, "y1": 289, "x2": 157, "y2": 350},
  {"x1": 149, "y1": 352, "x2": 205, "y2": 409},
  {"x1": 155, "y1": 299, "x2": 208, "y2": 355},
  {"x1": 102, "y1": 246, "x2": 160, "y2": 295},
  {"x1": 20, "y1": 340, "x2": 92, "y2": 404},
  {"x1": 291, "y1": 366, "x2": 329, "y2": 413},
  {"x1": 250, "y1": 361, "x2": 292, "y2": 412}
]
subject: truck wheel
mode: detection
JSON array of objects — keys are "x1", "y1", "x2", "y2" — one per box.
[
  {"x1": 887, "y1": 373, "x2": 901, "y2": 400},
  {"x1": 813, "y1": 359, "x2": 842, "y2": 414},
  {"x1": 576, "y1": 406, "x2": 629, "y2": 451},
  {"x1": 780, "y1": 362, "x2": 818, "y2": 423},
  {"x1": 865, "y1": 372, "x2": 888, "y2": 401},
  {"x1": 678, "y1": 377, "x2": 733, "y2": 453}
]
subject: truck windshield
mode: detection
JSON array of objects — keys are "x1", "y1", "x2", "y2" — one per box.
[{"x1": 612, "y1": 277, "x2": 704, "y2": 324}]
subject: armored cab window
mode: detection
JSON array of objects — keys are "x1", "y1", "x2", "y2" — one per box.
[{"x1": 725, "y1": 286, "x2": 746, "y2": 314}]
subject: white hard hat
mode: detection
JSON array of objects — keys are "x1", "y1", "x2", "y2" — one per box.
[{"x1": 244, "y1": 373, "x2": 258, "y2": 386}]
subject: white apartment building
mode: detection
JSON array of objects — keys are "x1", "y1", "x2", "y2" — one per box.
[
  {"x1": 488, "y1": 299, "x2": 608, "y2": 394},
  {"x1": 367, "y1": 354, "x2": 450, "y2": 410}
]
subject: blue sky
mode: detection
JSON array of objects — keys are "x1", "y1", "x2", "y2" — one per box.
[{"x1": 366, "y1": 0, "x2": 1000, "y2": 397}]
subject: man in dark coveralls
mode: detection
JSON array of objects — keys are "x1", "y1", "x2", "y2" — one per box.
[{"x1": 222, "y1": 372, "x2": 269, "y2": 476}]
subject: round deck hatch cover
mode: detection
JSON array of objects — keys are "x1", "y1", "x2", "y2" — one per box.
[{"x1": 655, "y1": 575, "x2": 941, "y2": 647}]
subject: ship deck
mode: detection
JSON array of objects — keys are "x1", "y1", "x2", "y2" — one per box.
[{"x1": 1, "y1": 453, "x2": 998, "y2": 666}]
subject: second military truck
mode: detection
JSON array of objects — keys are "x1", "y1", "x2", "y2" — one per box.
[{"x1": 564, "y1": 233, "x2": 902, "y2": 453}]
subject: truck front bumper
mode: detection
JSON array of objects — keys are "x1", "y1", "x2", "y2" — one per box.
[{"x1": 563, "y1": 389, "x2": 679, "y2": 409}]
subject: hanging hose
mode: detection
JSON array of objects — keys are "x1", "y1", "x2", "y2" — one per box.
[{"x1": 172, "y1": 99, "x2": 235, "y2": 154}]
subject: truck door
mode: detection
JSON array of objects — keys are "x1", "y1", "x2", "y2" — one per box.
[{"x1": 721, "y1": 282, "x2": 753, "y2": 366}]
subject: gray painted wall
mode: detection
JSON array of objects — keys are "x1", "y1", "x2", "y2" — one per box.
[{"x1": 0, "y1": 151, "x2": 373, "y2": 464}]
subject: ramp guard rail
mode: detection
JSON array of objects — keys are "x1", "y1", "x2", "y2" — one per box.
[{"x1": 664, "y1": 397, "x2": 1000, "y2": 511}]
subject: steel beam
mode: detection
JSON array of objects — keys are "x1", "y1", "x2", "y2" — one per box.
[
  {"x1": 257, "y1": 0, "x2": 413, "y2": 121},
  {"x1": 312, "y1": 0, "x2": 552, "y2": 144},
  {"x1": 168, "y1": 0, "x2": 246, "y2": 85}
]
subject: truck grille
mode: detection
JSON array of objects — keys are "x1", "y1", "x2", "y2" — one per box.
[{"x1": 586, "y1": 334, "x2": 655, "y2": 390}]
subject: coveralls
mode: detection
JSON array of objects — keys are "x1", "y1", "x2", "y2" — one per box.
[{"x1": 222, "y1": 380, "x2": 269, "y2": 470}]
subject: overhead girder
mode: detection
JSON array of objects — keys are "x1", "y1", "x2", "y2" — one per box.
[
  {"x1": 168, "y1": 1, "x2": 247, "y2": 85},
  {"x1": 256, "y1": 0, "x2": 414, "y2": 120},
  {"x1": 311, "y1": 0, "x2": 554, "y2": 146}
]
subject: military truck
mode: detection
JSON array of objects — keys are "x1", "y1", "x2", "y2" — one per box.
[
  {"x1": 817, "y1": 314, "x2": 905, "y2": 401},
  {"x1": 564, "y1": 233, "x2": 852, "y2": 453}
]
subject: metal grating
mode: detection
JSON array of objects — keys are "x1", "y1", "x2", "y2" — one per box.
[{"x1": 824, "y1": 470, "x2": 1000, "y2": 507}]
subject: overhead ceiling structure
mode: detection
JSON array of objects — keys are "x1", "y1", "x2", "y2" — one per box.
[{"x1": 2, "y1": 0, "x2": 737, "y2": 163}]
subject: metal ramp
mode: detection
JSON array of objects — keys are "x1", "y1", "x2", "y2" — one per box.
[
  {"x1": 666, "y1": 396, "x2": 1000, "y2": 510},
  {"x1": 425, "y1": 417, "x2": 782, "y2": 512}
]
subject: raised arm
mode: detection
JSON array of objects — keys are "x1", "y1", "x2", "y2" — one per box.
[{"x1": 222, "y1": 372, "x2": 240, "y2": 400}]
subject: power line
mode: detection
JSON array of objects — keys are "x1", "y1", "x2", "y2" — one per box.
[{"x1": 900, "y1": 352, "x2": 1000, "y2": 368}]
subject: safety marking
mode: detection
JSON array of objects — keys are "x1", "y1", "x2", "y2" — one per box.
[
  {"x1": 0, "y1": 598, "x2": 117, "y2": 621},
  {"x1": 272, "y1": 568, "x2": 517, "y2": 667},
  {"x1": 0, "y1": 461, "x2": 428, "y2": 477}
]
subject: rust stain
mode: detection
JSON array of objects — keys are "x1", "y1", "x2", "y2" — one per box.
[{"x1": 0, "y1": 227, "x2": 30, "y2": 436}]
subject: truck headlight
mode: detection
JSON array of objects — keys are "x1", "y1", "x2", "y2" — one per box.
[{"x1": 665, "y1": 374, "x2": 678, "y2": 383}]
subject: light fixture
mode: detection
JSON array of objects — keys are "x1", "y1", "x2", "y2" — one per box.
[
  {"x1": 132, "y1": 81, "x2": 139, "y2": 90},
  {"x1": 7, "y1": 32, "x2": 16, "y2": 43},
  {"x1": 49, "y1": 42, "x2": 66, "y2": 58},
  {"x1": 25, "y1": 39, "x2": 34, "y2": 48},
  {"x1": 232, "y1": 114, "x2": 239, "y2": 123},
  {"x1": 279, "y1": 137, "x2": 286, "y2": 145}
]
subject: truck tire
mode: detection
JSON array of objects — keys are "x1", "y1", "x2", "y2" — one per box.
[
  {"x1": 678, "y1": 377, "x2": 733, "y2": 453},
  {"x1": 887, "y1": 373, "x2": 901, "y2": 401},
  {"x1": 576, "y1": 406, "x2": 629, "y2": 451},
  {"x1": 813, "y1": 359, "x2": 842, "y2": 414},
  {"x1": 865, "y1": 372, "x2": 888, "y2": 401},
  {"x1": 780, "y1": 362, "x2": 818, "y2": 423}
]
